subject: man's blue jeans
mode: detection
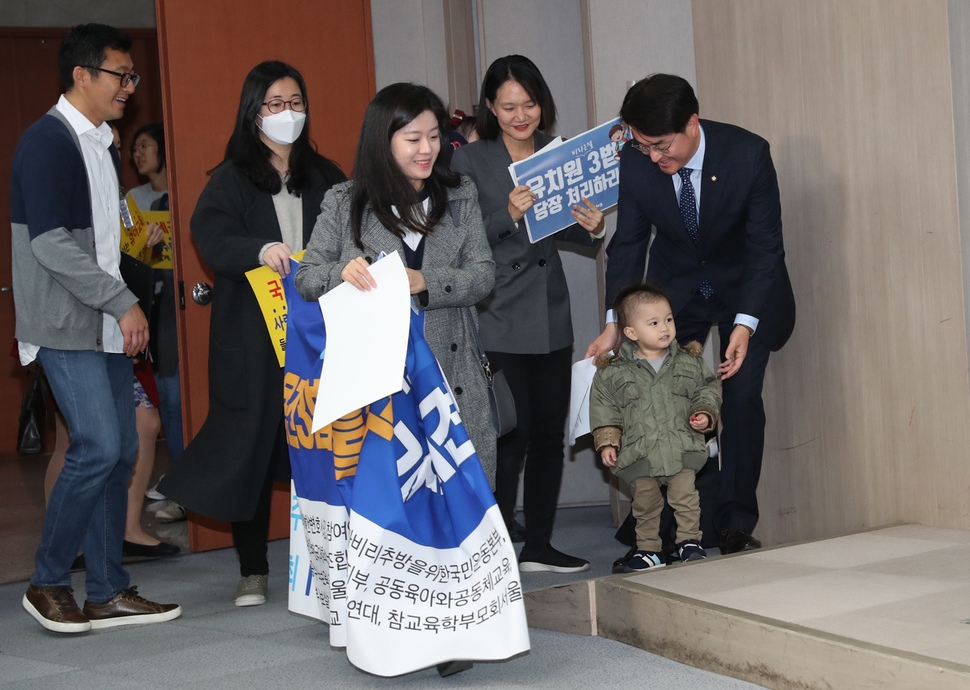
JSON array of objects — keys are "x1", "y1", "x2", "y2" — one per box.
[
  {"x1": 32, "y1": 348, "x2": 137, "y2": 604},
  {"x1": 155, "y1": 366, "x2": 183, "y2": 463}
]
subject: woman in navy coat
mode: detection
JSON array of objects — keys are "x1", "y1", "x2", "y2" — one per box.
[{"x1": 160, "y1": 61, "x2": 345, "y2": 605}]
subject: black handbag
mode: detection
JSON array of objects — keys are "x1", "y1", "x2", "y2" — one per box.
[
  {"x1": 485, "y1": 365, "x2": 516, "y2": 438},
  {"x1": 468, "y1": 310, "x2": 516, "y2": 438},
  {"x1": 17, "y1": 363, "x2": 49, "y2": 454}
]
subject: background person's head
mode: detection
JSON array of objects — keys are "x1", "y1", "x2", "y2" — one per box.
[
  {"x1": 224, "y1": 61, "x2": 320, "y2": 193},
  {"x1": 475, "y1": 55, "x2": 556, "y2": 143},
  {"x1": 227, "y1": 61, "x2": 310, "y2": 158},
  {"x1": 131, "y1": 122, "x2": 166, "y2": 177}
]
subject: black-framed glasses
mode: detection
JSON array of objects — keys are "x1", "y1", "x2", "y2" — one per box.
[
  {"x1": 80, "y1": 65, "x2": 140, "y2": 88},
  {"x1": 262, "y1": 97, "x2": 307, "y2": 114},
  {"x1": 630, "y1": 132, "x2": 678, "y2": 156}
]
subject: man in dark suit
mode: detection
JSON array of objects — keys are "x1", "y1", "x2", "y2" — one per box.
[{"x1": 587, "y1": 74, "x2": 795, "y2": 555}]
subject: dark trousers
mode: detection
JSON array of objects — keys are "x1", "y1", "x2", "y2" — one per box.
[
  {"x1": 487, "y1": 347, "x2": 572, "y2": 552},
  {"x1": 231, "y1": 452, "x2": 277, "y2": 577},
  {"x1": 675, "y1": 292, "x2": 771, "y2": 535}
]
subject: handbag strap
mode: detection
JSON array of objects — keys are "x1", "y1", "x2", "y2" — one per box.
[{"x1": 466, "y1": 307, "x2": 494, "y2": 385}]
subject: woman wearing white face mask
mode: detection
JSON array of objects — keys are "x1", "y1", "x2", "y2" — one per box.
[{"x1": 158, "y1": 61, "x2": 345, "y2": 607}]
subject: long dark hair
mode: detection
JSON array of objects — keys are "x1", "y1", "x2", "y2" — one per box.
[
  {"x1": 475, "y1": 55, "x2": 557, "y2": 141},
  {"x1": 349, "y1": 82, "x2": 460, "y2": 249},
  {"x1": 220, "y1": 60, "x2": 328, "y2": 195}
]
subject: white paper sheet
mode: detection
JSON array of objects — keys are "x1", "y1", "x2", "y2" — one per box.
[
  {"x1": 567, "y1": 356, "x2": 598, "y2": 446},
  {"x1": 311, "y1": 251, "x2": 411, "y2": 432}
]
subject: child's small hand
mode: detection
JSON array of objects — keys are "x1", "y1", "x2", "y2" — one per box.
[
  {"x1": 690, "y1": 413, "x2": 711, "y2": 432},
  {"x1": 601, "y1": 446, "x2": 617, "y2": 467}
]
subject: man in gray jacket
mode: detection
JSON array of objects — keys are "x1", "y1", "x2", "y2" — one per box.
[{"x1": 10, "y1": 23, "x2": 180, "y2": 633}]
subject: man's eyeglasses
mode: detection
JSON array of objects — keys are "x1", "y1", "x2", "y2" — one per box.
[
  {"x1": 630, "y1": 132, "x2": 678, "y2": 156},
  {"x1": 81, "y1": 65, "x2": 140, "y2": 88},
  {"x1": 262, "y1": 98, "x2": 307, "y2": 114}
]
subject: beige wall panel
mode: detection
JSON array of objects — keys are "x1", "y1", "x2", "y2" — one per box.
[
  {"x1": 476, "y1": 0, "x2": 605, "y2": 507},
  {"x1": 949, "y1": 0, "x2": 970, "y2": 436},
  {"x1": 692, "y1": 0, "x2": 970, "y2": 543},
  {"x1": 582, "y1": 1, "x2": 698, "y2": 519},
  {"x1": 370, "y1": 0, "x2": 450, "y2": 100}
]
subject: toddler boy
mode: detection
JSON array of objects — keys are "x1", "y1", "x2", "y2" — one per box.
[{"x1": 590, "y1": 283, "x2": 721, "y2": 571}]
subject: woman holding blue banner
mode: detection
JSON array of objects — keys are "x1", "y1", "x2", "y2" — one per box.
[
  {"x1": 293, "y1": 83, "x2": 530, "y2": 677},
  {"x1": 159, "y1": 61, "x2": 346, "y2": 607},
  {"x1": 451, "y1": 55, "x2": 604, "y2": 574},
  {"x1": 295, "y1": 82, "x2": 497, "y2": 483}
]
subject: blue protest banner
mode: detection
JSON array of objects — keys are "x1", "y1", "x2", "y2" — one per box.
[{"x1": 282, "y1": 261, "x2": 529, "y2": 677}]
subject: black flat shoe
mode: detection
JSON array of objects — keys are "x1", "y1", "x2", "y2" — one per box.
[
  {"x1": 506, "y1": 519, "x2": 526, "y2": 543},
  {"x1": 611, "y1": 546, "x2": 638, "y2": 574},
  {"x1": 122, "y1": 540, "x2": 180, "y2": 559},
  {"x1": 436, "y1": 660, "x2": 473, "y2": 677},
  {"x1": 718, "y1": 529, "x2": 761, "y2": 555}
]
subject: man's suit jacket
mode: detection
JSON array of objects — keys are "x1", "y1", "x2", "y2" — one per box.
[{"x1": 606, "y1": 119, "x2": 795, "y2": 351}]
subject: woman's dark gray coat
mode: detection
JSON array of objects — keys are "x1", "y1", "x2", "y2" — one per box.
[
  {"x1": 294, "y1": 176, "x2": 497, "y2": 484},
  {"x1": 159, "y1": 159, "x2": 345, "y2": 521}
]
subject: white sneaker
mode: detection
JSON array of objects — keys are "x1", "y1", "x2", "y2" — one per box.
[
  {"x1": 145, "y1": 476, "x2": 166, "y2": 501},
  {"x1": 234, "y1": 575, "x2": 268, "y2": 607},
  {"x1": 153, "y1": 502, "x2": 186, "y2": 523}
]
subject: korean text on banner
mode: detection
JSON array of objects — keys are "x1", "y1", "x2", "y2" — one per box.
[
  {"x1": 245, "y1": 249, "x2": 305, "y2": 368},
  {"x1": 282, "y1": 260, "x2": 530, "y2": 677},
  {"x1": 509, "y1": 117, "x2": 627, "y2": 243}
]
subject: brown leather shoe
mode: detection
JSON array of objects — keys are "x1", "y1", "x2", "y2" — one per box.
[
  {"x1": 23, "y1": 584, "x2": 91, "y2": 633},
  {"x1": 82, "y1": 586, "x2": 182, "y2": 629}
]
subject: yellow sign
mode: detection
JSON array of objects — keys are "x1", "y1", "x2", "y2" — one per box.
[
  {"x1": 246, "y1": 250, "x2": 305, "y2": 367},
  {"x1": 120, "y1": 194, "x2": 173, "y2": 269}
]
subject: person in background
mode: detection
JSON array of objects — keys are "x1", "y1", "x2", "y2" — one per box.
[
  {"x1": 11, "y1": 22, "x2": 180, "y2": 633},
  {"x1": 128, "y1": 123, "x2": 184, "y2": 517},
  {"x1": 128, "y1": 123, "x2": 167, "y2": 211},
  {"x1": 446, "y1": 108, "x2": 479, "y2": 151},
  {"x1": 451, "y1": 55, "x2": 604, "y2": 574},
  {"x1": 158, "y1": 61, "x2": 346, "y2": 607}
]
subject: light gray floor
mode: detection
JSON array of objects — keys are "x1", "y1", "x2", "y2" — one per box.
[
  {"x1": 629, "y1": 523, "x2": 970, "y2": 668},
  {"x1": 0, "y1": 506, "x2": 760, "y2": 689}
]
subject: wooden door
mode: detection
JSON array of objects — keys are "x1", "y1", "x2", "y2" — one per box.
[
  {"x1": 155, "y1": 0, "x2": 375, "y2": 550},
  {"x1": 0, "y1": 28, "x2": 163, "y2": 455}
]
